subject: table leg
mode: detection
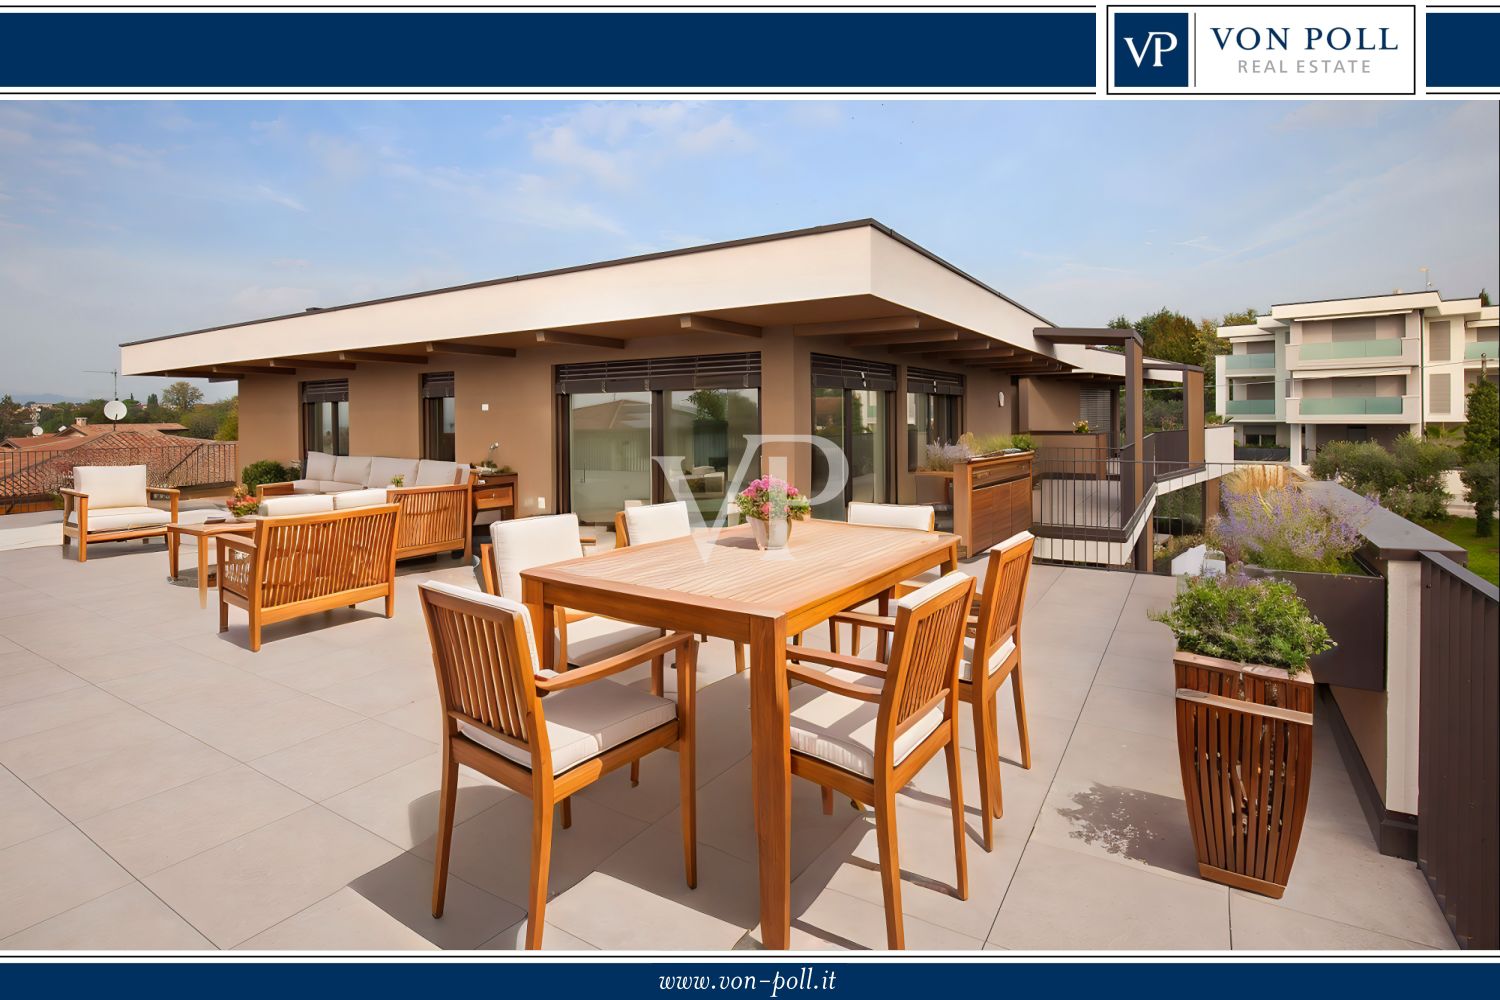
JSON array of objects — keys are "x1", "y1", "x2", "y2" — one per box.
[
  {"x1": 942, "y1": 540, "x2": 959, "y2": 573},
  {"x1": 167, "y1": 532, "x2": 179, "y2": 581},
  {"x1": 747, "y1": 614, "x2": 791, "y2": 949},
  {"x1": 197, "y1": 537, "x2": 210, "y2": 609},
  {"x1": 523, "y1": 579, "x2": 555, "y2": 672}
]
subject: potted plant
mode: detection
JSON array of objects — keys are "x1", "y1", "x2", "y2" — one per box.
[
  {"x1": 225, "y1": 486, "x2": 260, "y2": 523},
  {"x1": 389, "y1": 474, "x2": 405, "y2": 488},
  {"x1": 1150, "y1": 572, "x2": 1333, "y2": 898},
  {"x1": 734, "y1": 476, "x2": 811, "y2": 550},
  {"x1": 1072, "y1": 419, "x2": 1092, "y2": 434}
]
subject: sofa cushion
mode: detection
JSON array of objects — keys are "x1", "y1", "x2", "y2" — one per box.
[
  {"x1": 414, "y1": 459, "x2": 465, "y2": 487},
  {"x1": 303, "y1": 451, "x2": 337, "y2": 481},
  {"x1": 290, "y1": 479, "x2": 323, "y2": 494},
  {"x1": 333, "y1": 488, "x2": 389, "y2": 510},
  {"x1": 332, "y1": 455, "x2": 373, "y2": 487},
  {"x1": 958, "y1": 635, "x2": 1017, "y2": 683},
  {"x1": 66, "y1": 505, "x2": 170, "y2": 533},
  {"x1": 459, "y1": 680, "x2": 676, "y2": 775},
  {"x1": 623, "y1": 501, "x2": 691, "y2": 545},
  {"x1": 489, "y1": 513, "x2": 584, "y2": 599},
  {"x1": 787, "y1": 681, "x2": 941, "y2": 780},
  {"x1": 259, "y1": 494, "x2": 335, "y2": 517},
  {"x1": 73, "y1": 465, "x2": 148, "y2": 510},
  {"x1": 367, "y1": 457, "x2": 419, "y2": 489},
  {"x1": 318, "y1": 481, "x2": 365, "y2": 494}
]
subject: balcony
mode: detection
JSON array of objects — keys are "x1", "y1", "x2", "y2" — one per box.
[
  {"x1": 1289, "y1": 394, "x2": 1418, "y2": 421},
  {"x1": 1225, "y1": 398, "x2": 1275, "y2": 416},
  {"x1": 1224, "y1": 353, "x2": 1276, "y2": 371},
  {"x1": 1466, "y1": 341, "x2": 1499, "y2": 361},
  {"x1": 1290, "y1": 338, "x2": 1418, "y2": 371}
]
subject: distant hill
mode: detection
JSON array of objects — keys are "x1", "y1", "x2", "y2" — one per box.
[{"x1": 1, "y1": 392, "x2": 89, "y2": 404}]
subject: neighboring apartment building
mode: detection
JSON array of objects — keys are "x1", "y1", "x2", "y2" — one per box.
[{"x1": 1216, "y1": 291, "x2": 1499, "y2": 464}]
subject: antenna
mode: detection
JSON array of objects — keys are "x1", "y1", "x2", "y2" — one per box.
[
  {"x1": 84, "y1": 369, "x2": 125, "y2": 427},
  {"x1": 1420, "y1": 266, "x2": 1433, "y2": 290}
]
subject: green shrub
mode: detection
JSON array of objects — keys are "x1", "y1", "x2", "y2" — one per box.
[
  {"x1": 241, "y1": 459, "x2": 295, "y2": 491},
  {"x1": 1310, "y1": 433, "x2": 1453, "y2": 520},
  {"x1": 1009, "y1": 433, "x2": 1034, "y2": 452},
  {"x1": 1461, "y1": 458, "x2": 1499, "y2": 537},
  {"x1": 1205, "y1": 411, "x2": 1226, "y2": 425},
  {"x1": 1149, "y1": 572, "x2": 1334, "y2": 674}
]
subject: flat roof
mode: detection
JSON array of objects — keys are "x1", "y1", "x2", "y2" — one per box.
[{"x1": 121, "y1": 218, "x2": 1056, "y2": 348}]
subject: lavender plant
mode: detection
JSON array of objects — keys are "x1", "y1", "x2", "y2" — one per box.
[{"x1": 1207, "y1": 484, "x2": 1370, "y2": 575}]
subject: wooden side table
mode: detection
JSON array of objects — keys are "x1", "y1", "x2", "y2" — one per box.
[
  {"x1": 167, "y1": 520, "x2": 255, "y2": 608},
  {"x1": 472, "y1": 471, "x2": 518, "y2": 523}
]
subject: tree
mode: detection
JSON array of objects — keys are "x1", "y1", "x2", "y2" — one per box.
[
  {"x1": 1460, "y1": 377, "x2": 1500, "y2": 535},
  {"x1": 0, "y1": 394, "x2": 31, "y2": 439},
  {"x1": 1480, "y1": 288, "x2": 1491, "y2": 308},
  {"x1": 1220, "y1": 307, "x2": 1260, "y2": 327},
  {"x1": 160, "y1": 381, "x2": 205, "y2": 416},
  {"x1": 216, "y1": 400, "x2": 239, "y2": 441}
]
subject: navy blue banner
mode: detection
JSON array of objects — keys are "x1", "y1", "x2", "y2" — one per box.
[
  {"x1": 4, "y1": 961, "x2": 1498, "y2": 999},
  {"x1": 1426, "y1": 11, "x2": 1500, "y2": 88},
  {"x1": 0, "y1": 12, "x2": 1095, "y2": 89}
]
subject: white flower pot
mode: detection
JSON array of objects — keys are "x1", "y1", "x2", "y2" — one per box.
[{"x1": 750, "y1": 516, "x2": 792, "y2": 550}]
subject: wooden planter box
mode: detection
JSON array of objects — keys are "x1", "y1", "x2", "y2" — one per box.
[
  {"x1": 915, "y1": 451, "x2": 1032, "y2": 559},
  {"x1": 1174, "y1": 652, "x2": 1315, "y2": 898}
]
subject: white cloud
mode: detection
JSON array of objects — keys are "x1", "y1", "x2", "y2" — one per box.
[
  {"x1": 255, "y1": 185, "x2": 306, "y2": 212},
  {"x1": 525, "y1": 101, "x2": 755, "y2": 188}
]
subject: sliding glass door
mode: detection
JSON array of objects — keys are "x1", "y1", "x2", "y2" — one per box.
[
  {"x1": 810, "y1": 356, "x2": 896, "y2": 519},
  {"x1": 661, "y1": 388, "x2": 760, "y2": 525},
  {"x1": 567, "y1": 391, "x2": 652, "y2": 526}
]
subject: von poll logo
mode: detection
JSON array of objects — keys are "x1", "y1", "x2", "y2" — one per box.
[{"x1": 1114, "y1": 12, "x2": 1189, "y2": 87}]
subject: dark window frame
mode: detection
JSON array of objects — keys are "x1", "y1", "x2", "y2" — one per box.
[
  {"x1": 300, "y1": 379, "x2": 350, "y2": 459},
  {"x1": 421, "y1": 372, "x2": 456, "y2": 461}
]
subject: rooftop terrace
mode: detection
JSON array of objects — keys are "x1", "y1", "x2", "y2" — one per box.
[{"x1": 0, "y1": 530, "x2": 1456, "y2": 951}]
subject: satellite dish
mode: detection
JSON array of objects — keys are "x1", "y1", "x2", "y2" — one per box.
[
  {"x1": 31, "y1": 426, "x2": 44, "y2": 436},
  {"x1": 103, "y1": 399, "x2": 127, "y2": 422}
]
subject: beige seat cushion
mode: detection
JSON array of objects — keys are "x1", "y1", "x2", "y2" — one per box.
[
  {"x1": 318, "y1": 480, "x2": 365, "y2": 494},
  {"x1": 623, "y1": 501, "x2": 691, "y2": 544},
  {"x1": 290, "y1": 479, "x2": 323, "y2": 494},
  {"x1": 458, "y1": 680, "x2": 676, "y2": 775},
  {"x1": 73, "y1": 465, "x2": 148, "y2": 510},
  {"x1": 558, "y1": 615, "x2": 665, "y2": 670},
  {"x1": 67, "y1": 505, "x2": 170, "y2": 534},
  {"x1": 367, "y1": 457, "x2": 419, "y2": 488},
  {"x1": 414, "y1": 459, "x2": 466, "y2": 487},
  {"x1": 332, "y1": 455, "x2": 373, "y2": 487},
  {"x1": 333, "y1": 488, "x2": 389, "y2": 510},
  {"x1": 303, "y1": 451, "x2": 337, "y2": 481},
  {"x1": 959, "y1": 635, "x2": 1017, "y2": 683},
  {"x1": 788, "y1": 681, "x2": 941, "y2": 780},
  {"x1": 259, "y1": 494, "x2": 335, "y2": 517}
]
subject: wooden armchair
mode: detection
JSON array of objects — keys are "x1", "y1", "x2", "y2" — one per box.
[
  {"x1": 832, "y1": 530, "x2": 1034, "y2": 851},
  {"x1": 217, "y1": 503, "x2": 401, "y2": 652},
  {"x1": 830, "y1": 502, "x2": 937, "y2": 658},
  {"x1": 60, "y1": 465, "x2": 179, "y2": 562},
  {"x1": 784, "y1": 570, "x2": 975, "y2": 949},
  {"x1": 419, "y1": 580, "x2": 698, "y2": 950}
]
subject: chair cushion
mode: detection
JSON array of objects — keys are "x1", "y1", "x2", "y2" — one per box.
[
  {"x1": 333, "y1": 455, "x2": 373, "y2": 487},
  {"x1": 367, "y1": 457, "x2": 419, "y2": 489},
  {"x1": 303, "y1": 451, "x2": 337, "y2": 481},
  {"x1": 73, "y1": 465, "x2": 148, "y2": 510},
  {"x1": 290, "y1": 479, "x2": 323, "y2": 494},
  {"x1": 414, "y1": 459, "x2": 465, "y2": 487},
  {"x1": 259, "y1": 494, "x2": 335, "y2": 517},
  {"x1": 333, "y1": 488, "x2": 389, "y2": 510},
  {"x1": 66, "y1": 505, "x2": 170, "y2": 533},
  {"x1": 489, "y1": 513, "x2": 584, "y2": 599},
  {"x1": 458, "y1": 680, "x2": 675, "y2": 775},
  {"x1": 623, "y1": 501, "x2": 691, "y2": 545},
  {"x1": 318, "y1": 481, "x2": 365, "y2": 494},
  {"x1": 959, "y1": 635, "x2": 1017, "y2": 683},
  {"x1": 788, "y1": 681, "x2": 942, "y2": 780},
  {"x1": 848, "y1": 501, "x2": 934, "y2": 531},
  {"x1": 557, "y1": 615, "x2": 664, "y2": 670}
]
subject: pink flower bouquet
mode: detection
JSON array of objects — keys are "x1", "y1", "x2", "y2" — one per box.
[{"x1": 733, "y1": 476, "x2": 812, "y2": 523}]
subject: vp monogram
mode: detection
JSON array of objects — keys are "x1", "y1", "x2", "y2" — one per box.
[{"x1": 1124, "y1": 30, "x2": 1180, "y2": 68}]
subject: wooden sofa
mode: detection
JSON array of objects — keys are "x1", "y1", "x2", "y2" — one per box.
[
  {"x1": 60, "y1": 464, "x2": 180, "y2": 562},
  {"x1": 257, "y1": 452, "x2": 472, "y2": 562},
  {"x1": 217, "y1": 501, "x2": 401, "y2": 652}
]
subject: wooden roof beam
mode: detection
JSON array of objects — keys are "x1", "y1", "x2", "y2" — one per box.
[
  {"x1": 211, "y1": 365, "x2": 296, "y2": 376},
  {"x1": 849, "y1": 329, "x2": 962, "y2": 348},
  {"x1": 271, "y1": 357, "x2": 355, "y2": 370},
  {"x1": 338, "y1": 351, "x2": 428, "y2": 365},
  {"x1": 792, "y1": 316, "x2": 925, "y2": 337},
  {"x1": 536, "y1": 330, "x2": 625, "y2": 350},
  {"x1": 426, "y1": 341, "x2": 518, "y2": 358},
  {"x1": 679, "y1": 315, "x2": 762, "y2": 338}
]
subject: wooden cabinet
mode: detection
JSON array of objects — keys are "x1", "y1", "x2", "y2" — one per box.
[
  {"x1": 472, "y1": 471, "x2": 518, "y2": 522},
  {"x1": 919, "y1": 452, "x2": 1032, "y2": 559}
]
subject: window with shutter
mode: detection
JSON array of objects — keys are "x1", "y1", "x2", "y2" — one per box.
[
  {"x1": 1429, "y1": 372, "x2": 1452, "y2": 414},
  {"x1": 1429, "y1": 321, "x2": 1451, "y2": 361}
]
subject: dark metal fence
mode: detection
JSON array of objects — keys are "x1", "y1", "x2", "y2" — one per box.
[
  {"x1": 0, "y1": 440, "x2": 238, "y2": 509},
  {"x1": 1417, "y1": 551, "x2": 1499, "y2": 949}
]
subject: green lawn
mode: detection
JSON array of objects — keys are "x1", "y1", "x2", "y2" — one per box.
[{"x1": 1418, "y1": 517, "x2": 1500, "y2": 585}]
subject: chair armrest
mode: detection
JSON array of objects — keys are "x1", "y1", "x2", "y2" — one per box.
[
  {"x1": 785, "y1": 645, "x2": 888, "y2": 678},
  {"x1": 256, "y1": 482, "x2": 295, "y2": 500},
  {"x1": 216, "y1": 534, "x2": 257, "y2": 557},
  {"x1": 535, "y1": 631, "x2": 694, "y2": 692},
  {"x1": 829, "y1": 610, "x2": 897, "y2": 633},
  {"x1": 786, "y1": 662, "x2": 882, "y2": 702},
  {"x1": 59, "y1": 488, "x2": 87, "y2": 500},
  {"x1": 148, "y1": 487, "x2": 180, "y2": 499}
]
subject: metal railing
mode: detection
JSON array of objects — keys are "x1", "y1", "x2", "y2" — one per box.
[
  {"x1": 1417, "y1": 551, "x2": 1499, "y2": 949},
  {"x1": 0, "y1": 441, "x2": 238, "y2": 508},
  {"x1": 1031, "y1": 445, "x2": 1212, "y2": 537}
]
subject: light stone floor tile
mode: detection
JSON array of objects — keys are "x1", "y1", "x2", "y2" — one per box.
[
  {"x1": 0, "y1": 766, "x2": 69, "y2": 850},
  {"x1": 0, "y1": 882, "x2": 213, "y2": 950},
  {"x1": 0, "y1": 704, "x2": 180, "y2": 780},
  {"x1": 0, "y1": 684, "x2": 129, "y2": 742},
  {"x1": 144, "y1": 805, "x2": 403, "y2": 947},
  {"x1": 988, "y1": 841, "x2": 1230, "y2": 950},
  {"x1": 373, "y1": 697, "x2": 443, "y2": 743},
  {"x1": 757, "y1": 883, "x2": 985, "y2": 951},
  {"x1": 0, "y1": 663, "x2": 87, "y2": 707},
  {"x1": 27, "y1": 731, "x2": 239, "y2": 822},
  {"x1": 0, "y1": 648, "x2": 53, "y2": 678},
  {"x1": 80, "y1": 764, "x2": 312, "y2": 877},
  {"x1": 94, "y1": 655, "x2": 264, "y2": 706},
  {"x1": 1076, "y1": 681, "x2": 1177, "y2": 740},
  {"x1": 481, "y1": 919, "x2": 600, "y2": 950},
  {"x1": 1093, "y1": 651, "x2": 1176, "y2": 697},
  {"x1": 249, "y1": 719, "x2": 435, "y2": 802},
  {"x1": 322, "y1": 754, "x2": 512, "y2": 851},
  {"x1": 1229, "y1": 892, "x2": 1433, "y2": 950},
  {"x1": 147, "y1": 689, "x2": 364, "y2": 761},
  {"x1": 0, "y1": 825, "x2": 134, "y2": 939},
  {"x1": 308, "y1": 662, "x2": 438, "y2": 718}
]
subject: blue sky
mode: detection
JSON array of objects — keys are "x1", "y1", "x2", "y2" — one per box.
[{"x1": 1, "y1": 99, "x2": 1495, "y2": 402}]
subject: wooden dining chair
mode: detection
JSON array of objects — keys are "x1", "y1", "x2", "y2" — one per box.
[
  {"x1": 831, "y1": 531, "x2": 1034, "y2": 851},
  {"x1": 831, "y1": 502, "x2": 937, "y2": 659},
  {"x1": 783, "y1": 570, "x2": 975, "y2": 950},
  {"x1": 419, "y1": 580, "x2": 699, "y2": 950}
]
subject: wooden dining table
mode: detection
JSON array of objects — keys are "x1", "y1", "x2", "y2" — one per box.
[{"x1": 521, "y1": 518, "x2": 960, "y2": 948}]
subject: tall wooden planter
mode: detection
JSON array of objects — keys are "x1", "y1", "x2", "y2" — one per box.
[{"x1": 1174, "y1": 652, "x2": 1315, "y2": 898}]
